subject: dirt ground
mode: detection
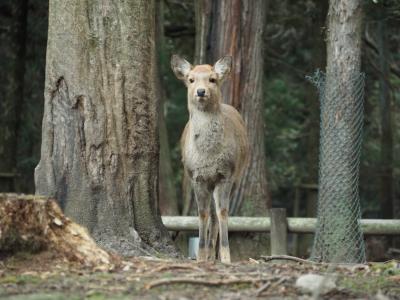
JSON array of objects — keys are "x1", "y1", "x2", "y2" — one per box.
[{"x1": 0, "y1": 251, "x2": 399, "y2": 300}]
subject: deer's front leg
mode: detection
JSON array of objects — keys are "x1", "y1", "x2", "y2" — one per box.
[
  {"x1": 214, "y1": 181, "x2": 233, "y2": 264},
  {"x1": 193, "y1": 182, "x2": 212, "y2": 262}
]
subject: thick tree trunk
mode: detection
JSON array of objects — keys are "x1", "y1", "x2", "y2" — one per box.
[
  {"x1": 207, "y1": 0, "x2": 270, "y2": 216},
  {"x1": 0, "y1": 0, "x2": 28, "y2": 192},
  {"x1": 35, "y1": 0, "x2": 177, "y2": 256},
  {"x1": 312, "y1": 0, "x2": 365, "y2": 263}
]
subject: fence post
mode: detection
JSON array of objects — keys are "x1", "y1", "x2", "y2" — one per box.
[{"x1": 270, "y1": 208, "x2": 288, "y2": 255}]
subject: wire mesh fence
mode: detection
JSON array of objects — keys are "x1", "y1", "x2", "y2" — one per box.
[{"x1": 307, "y1": 70, "x2": 366, "y2": 263}]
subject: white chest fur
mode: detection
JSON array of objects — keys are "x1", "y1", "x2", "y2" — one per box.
[
  {"x1": 189, "y1": 111, "x2": 223, "y2": 153},
  {"x1": 184, "y1": 110, "x2": 235, "y2": 182}
]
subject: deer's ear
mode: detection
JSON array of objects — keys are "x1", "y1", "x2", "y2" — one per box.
[
  {"x1": 214, "y1": 56, "x2": 232, "y2": 81},
  {"x1": 171, "y1": 55, "x2": 192, "y2": 80}
]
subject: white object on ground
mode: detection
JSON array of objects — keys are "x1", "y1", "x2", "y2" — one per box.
[{"x1": 295, "y1": 273, "x2": 336, "y2": 295}]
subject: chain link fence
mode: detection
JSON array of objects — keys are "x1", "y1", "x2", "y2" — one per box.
[{"x1": 307, "y1": 70, "x2": 366, "y2": 263}]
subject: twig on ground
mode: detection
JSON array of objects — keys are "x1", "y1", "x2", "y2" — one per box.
[
  {"x1": 255, "y1": 276, "x2": 289, "y2": 297},
  {"x1": 145, "y1": 277, "x2": 267, "y2": 290},
  {"x1": 255, "y1": 282, "x2": 271, "y2": 297},
  {"x1": 261, "y1": 255, "x2": 320, "y2": 265},
  {"x1": 147, "y1": 264, "x2": 205, "y2": 274}
]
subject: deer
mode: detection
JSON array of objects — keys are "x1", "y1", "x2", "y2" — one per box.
[{"x1": 171, "y1": 55, "x2": 250, "y2": 264}]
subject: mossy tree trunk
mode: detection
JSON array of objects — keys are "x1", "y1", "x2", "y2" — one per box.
[{"x1": 35, "y1": 0, "x2": 177, "y2": 256}]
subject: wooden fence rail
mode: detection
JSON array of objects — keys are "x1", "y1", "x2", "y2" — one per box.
[
  {"x1": 161, "y1": 216, "x2": 400, "y2": 235},
  {"x1": 163, "y1": 208, "x2": 400, "y2": 257}
]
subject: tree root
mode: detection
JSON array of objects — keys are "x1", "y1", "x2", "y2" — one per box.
[{"x1": 0, "y1": 193, "x2": 115, "y2": 269}]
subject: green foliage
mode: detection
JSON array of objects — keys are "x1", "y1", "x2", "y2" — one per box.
[
  {"x1": 264, "y1": 76, "x2": 308, "y2": 191},
  {"x1": 158, "y1": 0, "x2": 195, "y2": 195}
]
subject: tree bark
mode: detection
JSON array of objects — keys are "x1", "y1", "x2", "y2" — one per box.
[
  {"x1": 0, "y1": 0, "x2": 28, "y2": 192},
  {"x1": 312, "y1": 0, "x2": 365, "y2": 263},
  {"x1": 35, "y1": 0, "x2": 177, "y2": 256},
  {"x1": 207, "y1": 0, "x2": 270, "y2": 216}
]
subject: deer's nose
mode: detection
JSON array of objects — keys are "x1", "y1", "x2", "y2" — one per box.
[{"x1": 197, "y1": 89, "x2": 206, "y2": 97}]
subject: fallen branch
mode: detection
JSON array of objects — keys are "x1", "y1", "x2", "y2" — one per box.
[
  {"x1": 145, "y1": 277, "x2": 267, "y2": 290},
  {"x1": 255, "y1": 276, "x2": 289, "y2": 297},
  {"x1": 255, "y1": 282, "x2": 271, "y2": 297},
  {"x1": 147, "y1": 264, "x2": 205, "y2": 274},
  {"x1": 260, "y1": 255, "x2": 319, "y2": 265}
]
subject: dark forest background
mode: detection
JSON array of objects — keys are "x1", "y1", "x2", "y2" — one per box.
[{"x1": 0, "y1": 0, "x2": 399, "y2": 232}]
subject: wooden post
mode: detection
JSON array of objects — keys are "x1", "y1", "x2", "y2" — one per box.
[{"x1": 270, "y1": 208, "x2": 288, "y2": 255}]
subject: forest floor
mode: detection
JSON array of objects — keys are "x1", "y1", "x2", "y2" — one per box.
[{"x1": 0, "y1": 251, "x2": 399, "y2": 300}]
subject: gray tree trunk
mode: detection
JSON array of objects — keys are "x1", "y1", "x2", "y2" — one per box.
[
  {"x1": 35, "y1": 0, "x2": 177, "y2": 256},
  {"x1": 312, "y1": 0, "x2": 365, "y2": 263}
]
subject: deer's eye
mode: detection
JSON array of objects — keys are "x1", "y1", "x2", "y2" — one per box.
[
  {"x1": 189, "y1": 78, "x2": 194, "y2": 83},
  {"x1": 209, "y1": 78, "x2": 216, "y2": 83}
]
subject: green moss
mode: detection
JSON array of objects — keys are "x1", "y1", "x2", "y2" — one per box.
[
  {"x1": 370, "y1": 261, "x2": 400, "y2": 276},
  {"x1": 0, "y1": 274, "x2": 41, "y2": 285},
  {"x1": 3, "y1": 293, "x2": 81, "y2": 300},
  {"x1": 339, "y1": 274, "x2": 400, "y2": 296},
  {"x1": 85, "y1": 291, "x2": 108, "y2": 300}
]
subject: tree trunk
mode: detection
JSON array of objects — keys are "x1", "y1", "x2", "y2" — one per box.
[
  {"x1": 377, "y1": 13, "x2": 393, "y2": 220},
  {"x1": 0, "y1": 0, "x2": 28, "y2": 192},
  {"x1": 207, "y1": 0, "x2": 270, "y2": 216},
  {"x1": 312, "y1": 0, "x2": 365, "y2": 263},
  {"x1": 35, "y1": 0, "x2": 177, "y2": 256}
]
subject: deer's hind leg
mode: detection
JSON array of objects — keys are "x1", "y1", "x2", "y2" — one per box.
[
  {"x1": 193, "y1": 181, "x2": 212, "y2": 262},
  {"x1": 214, "y1": 181, "x2": 233, "y2": 264}
]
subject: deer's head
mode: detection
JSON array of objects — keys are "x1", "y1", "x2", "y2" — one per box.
[{"x1": 171, "y1": 55, "x2": 232, "y2": 112}]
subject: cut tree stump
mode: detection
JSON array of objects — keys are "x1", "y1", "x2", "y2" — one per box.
[{"x1": 0, "y1": 193, "x2": 114, "y2": 268}]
